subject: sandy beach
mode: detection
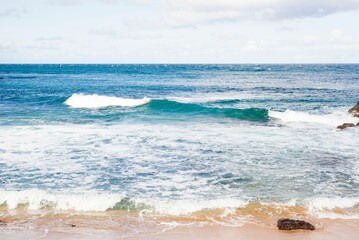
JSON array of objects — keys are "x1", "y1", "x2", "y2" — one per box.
[
  {"x1": 1, "y1": 208, "x2": 359, "y2": 240},
  {"x1": 1, "y1": 218, "x2": 359, "y2": 240}
]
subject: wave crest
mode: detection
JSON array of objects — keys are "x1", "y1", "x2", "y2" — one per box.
[
  {"x1": 1, "y1": 190, "x2": 359, "y2": 219},
  {"x1": 269, "y1": 109, "x2": 357, "y2": 126},
  {"x1": 65, "y1": 94, "x2": 150, "y2": 109}
]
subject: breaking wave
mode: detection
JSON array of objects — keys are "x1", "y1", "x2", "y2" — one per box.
[
  {"x1": 64, "y1": 94, "x2": 358, "y2": 126},
  {"x1": 64, "y1": 94, "x2": 269, "y2": 122},
  {"x1": 65, "y1": 94, "x2": 150, "y2": 109},
  {"x1": 269, "y1": 108, "x2": 357, "y2": 126},
  {"x1": 1, "y1": 190, "x2": 358, "y2": 219}
]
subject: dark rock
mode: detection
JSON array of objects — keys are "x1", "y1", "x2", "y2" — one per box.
[
  {"x1": 337, "y1": 123, "x2": 356, "y2": 130},
  {"x1": 0, "y1": 219, "x2": 7, "y2": 226},
  {"x1": 336, "y1": 103, "x2": 359, "y2": 129},
  {"x1": 277, "y1": 218, "x2": 315, "y2": 231},
  {"x1": 348, "y1": 102, "x2": 359, "y2": 118},
  {"x1": 70, "y1": 224, "x2": 76, "y2": 227}
]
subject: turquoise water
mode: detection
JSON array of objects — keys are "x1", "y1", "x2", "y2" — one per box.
[{"x1": 0, "y1": 64, "x2": 358, "y2": 217}]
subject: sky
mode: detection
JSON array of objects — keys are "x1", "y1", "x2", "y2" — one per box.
[{"x1": 1, "y1": 0, "x2": 359, "y2": 63}]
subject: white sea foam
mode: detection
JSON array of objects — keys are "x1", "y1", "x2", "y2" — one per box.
[
  {"x1": 167, "y1": 95, "x2": 241, "y2": 103},
  {"x1": 0, "y1": 189, "x2": 125, "y2": 211},
  {"x1": 166, "y1": 92, "x2": 278, "y2": 104},
  {"x1": 269, "y1": 108, "x2": 357, "y2": 126},
  {"x1": 1, "y1": 122, "x2": 359, "y2": 219},
  {"x1": 65, "y1": 93, "x2": 150, "y2": 109},
  {"x1": 141, "y1": 198, "x2": 248, "y2": 215},
  {"x1": 307, "y1": 197, "x2": 359, "y2": 210},
  {"x1": 1, "y1": 189, "x2": 359, "y2": 219},
  {"x1": 306, "y1": 197, "x2": 359, "y2": 219},
  {"x1": 0, "y1": 189, "x2": 247, "y2": 214}
]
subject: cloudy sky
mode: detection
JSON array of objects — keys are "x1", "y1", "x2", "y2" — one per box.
[{"x1": 1, "y1": 0, "x2": 359, "y2": 63}]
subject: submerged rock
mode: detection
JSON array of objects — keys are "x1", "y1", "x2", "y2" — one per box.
[
  {"x1": 0, "y1": 219, "x2": 7, "y2": 226},
  {"x1": 277, "y1": 218, "x2": 315, "y2": 231},
  {"x1": 348, "y1": 102, "x2": 359, "y2": 118},
  {"x1": 337, "y1": 123, "x2": 356, "y2": 130}
]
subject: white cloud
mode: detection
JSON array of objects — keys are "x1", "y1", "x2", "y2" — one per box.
[
  {"x1": 97, "y1": 0, "x2": 119, "y2": 4},
  {"x1": 279, "y1": 20, "x2": 297, "y2": 31},
  {"x1": 298, "y1": 29, "x2": 359, "y2": 50},
  {"x1": 89, "y1": 27, "x2": 119, "y2": 37},
  {"x1": 0, "y1": 42, "x2": 17, "y2": 52},
  {"x1": 330, "y1": 28, "x2": 344, "y2": 40},
  {"x1": 1, "y1": 0, "x2": 358, "y2": 63},
  {"x1": 51, "y1": 0, "x2": 82, "y2": 6},
  {"x1": 89, "y1": 27, "x2": 162, "y2": 39},
  {"x1": 0, "y1": 8, "x2": 26, "y2": 18},
  {"x1": 51, "y1": 0, "x2": 121, "y2": 6},
  {"x1": 160, "y1": 0, "x2": 359, "y2": 26},
  {"x1": 327, "y1": 29, "x2": 359, "y2": 47},
  {"x1": 302, "y1": 35, "x2": 321, "y2": 45},
  {"x1": 0, "y1": 9, "x2": 18, "y2": 17},
  {"x1": 35, "y1": 36, "x2": 65, "y2": 42}
]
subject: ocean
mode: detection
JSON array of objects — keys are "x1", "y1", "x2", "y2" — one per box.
[{"x1": 0, "y1": 64, "x2": 359, "y2": 234}]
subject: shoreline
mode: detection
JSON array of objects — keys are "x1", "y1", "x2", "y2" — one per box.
[
  {"x1": 0, "y1": 219, "x2": 358, "y2": 239},
  {"x1": 1, "y1": 210, "x2": 359, "y2": 240}
]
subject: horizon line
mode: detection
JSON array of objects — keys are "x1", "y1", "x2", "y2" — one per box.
[{"x1": 1, "y1": 63, "x2": 359, "y2": 65}]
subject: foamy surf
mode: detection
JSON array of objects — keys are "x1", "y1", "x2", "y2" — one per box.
[
  {"x1": 269, "y1": 108, "x2": 357, "y2": 126},
  {"x1": 1, "y1": 189, "x2": 359, "y2": 219},
  {"x1": 64, "y1": 94, "x2": 150, "y2": 109},
  {"x1": 166, "y1": 95, "x2": 242, "y2": 104},
  {"x1": 0, "y1": 189, "x2": 125, "y2": 211}
]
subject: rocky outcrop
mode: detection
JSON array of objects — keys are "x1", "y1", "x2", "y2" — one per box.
[
  {"x1": 348, "y1": 102, "x2": 359, "y2": 118},
  {"x1": 277, "y1": 218, "x2": 315, "y2": 231},
  {"x1": 337, "y1": 123, "x2": 356, "y2": 130},
  {"x1": 337, "y1": 103, "x2": 359, "y2": 129}
]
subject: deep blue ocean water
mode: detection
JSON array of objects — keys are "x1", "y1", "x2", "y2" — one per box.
[
  {"x1": 1, "y1": 64, "x2": 358, "y2": 125},
  {"x1": 0, "y1": 64, "x2": 358, "y2": 219}
]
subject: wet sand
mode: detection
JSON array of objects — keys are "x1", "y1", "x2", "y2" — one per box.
[{"x1": 1, "y1": 218, "x2": 359, "y2": 240}]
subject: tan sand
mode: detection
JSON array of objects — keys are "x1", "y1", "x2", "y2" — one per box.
[{"x1": 1, "y1": 218, "x2": 359, "y2": 240}]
